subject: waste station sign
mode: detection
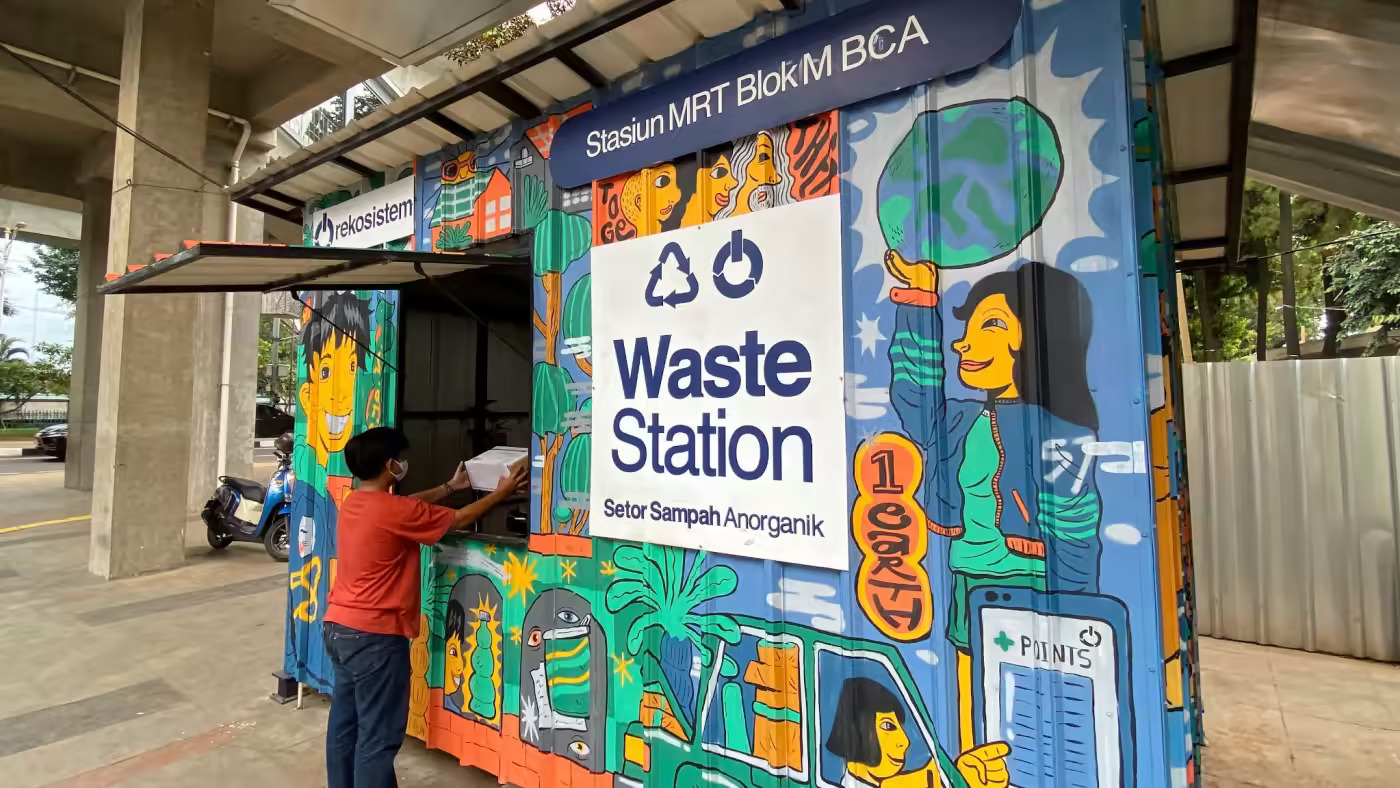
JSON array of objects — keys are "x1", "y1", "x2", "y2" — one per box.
[{"x1": 590, "y1": 196, "x2": 848, "y2": 569}]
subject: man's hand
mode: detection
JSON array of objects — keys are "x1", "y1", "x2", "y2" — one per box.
[
  {"x1": 496, "y1": 465, "x2": 529, "y2": 498},
  {"x1": 956, "y1": 742, "x2": 1011, "y2": 788},
  {"x1": 447, "y1": 462, "x2": 471, "y2": 492}
]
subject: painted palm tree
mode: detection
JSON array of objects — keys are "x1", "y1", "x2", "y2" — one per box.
[
  {"x1": 604, "y1": 545, "x2": 741, "y2": 725},
  {"x1": 1, "y1": 335, "x2": 28, "y2": 361}
]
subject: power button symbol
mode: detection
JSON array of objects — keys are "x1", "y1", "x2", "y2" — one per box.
[{"x1": 712, "y1": 229, "x2": 763, "y2": 299}]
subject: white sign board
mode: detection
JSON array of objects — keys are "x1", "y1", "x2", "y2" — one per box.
[
  {"x1": 308, "y1": 175, "x2": 415, "y2": 249},
  {"x1": 590, "y1": 195, "x2": 848, "y2": 569}
]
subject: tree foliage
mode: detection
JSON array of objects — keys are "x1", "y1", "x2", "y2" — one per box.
[
  {"x1": 258, "y1": 317, "x2": 298, "y2": 408},
  {"x1": 1189, "y1": 180, "x2": 1369, "y2": 360},
  {"x1": 23, "y1": 245, "x2": 80, "y2": 305},
  {"x1": 1323, "y1": 221, "x2": 1400, "y2": 351},
  {"x1": 444, "y1": 1, "x2": 577, "y2": 65},
  {"x1": 0, "y1": 340, "x2": 71, "y2": 421}
]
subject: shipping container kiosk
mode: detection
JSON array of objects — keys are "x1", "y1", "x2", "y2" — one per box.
[{"x1": 101, "y1": 1, "x2": 1256, "y2": 786}]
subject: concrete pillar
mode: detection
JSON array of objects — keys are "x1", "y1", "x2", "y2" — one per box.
[
  {"x1": 65, "y1": 176, "x2": 111, "y2": 492},
  {"x1": 90, "y1": 0, "x2": 217, "y2": 579}
]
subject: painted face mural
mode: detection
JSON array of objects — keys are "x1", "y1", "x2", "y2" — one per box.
[
  {"x1": 297, "y1": 291, "x2": 370, "y2": 468},
  {"x1": 620, "y1": 163, "x2": 682, "y2": 235},
  {"x1": 730, "y1": 130, "x2": 790, "y2": 215},
  {"x1": 444, "y1": 600, "x2": 467, "y2": 707},
  {"x1": 285, "y1": 289, "x2": 397, "y2": 696},
  {"x1": 519, "y1": 588, "x2": 607, "y2": 773}
]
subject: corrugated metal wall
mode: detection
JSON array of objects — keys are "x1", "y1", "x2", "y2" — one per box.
[{"x1": 1183, "y1": 360, "x2": 1400, "y2": 661}]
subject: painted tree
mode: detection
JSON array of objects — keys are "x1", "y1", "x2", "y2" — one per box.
[
  {"x1": 604, "y1": 545, "x2": 741, "y2": 725},
  {"x1": 467, "y1": 608, "x2": 500, "y2": 719},
  {"x1": 533, "y1": 362, "x2": 574, "y2": 534},
  {"x1": 562, "y1": 273, "x2": 592, "y2": 376},
  {"x1": 556, "y1": 400, "x2": 590, "y2": 535},
  {"x1": 522, "y1": 176, "x2": 590, "y2": 366}
]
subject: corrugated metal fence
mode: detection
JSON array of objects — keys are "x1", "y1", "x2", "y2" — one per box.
[{"x1": 1183, "y1": 360, "x2": 1400, "y2": 661}]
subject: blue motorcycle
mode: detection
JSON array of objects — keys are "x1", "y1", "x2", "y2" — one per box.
[{"x1": 201, "y1": 433, "x2": 294, "y2": 561}]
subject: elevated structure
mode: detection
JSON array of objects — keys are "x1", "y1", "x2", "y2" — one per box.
[{"x1": 1248, "y1": 0, "x2": 1400, "y2": 224}]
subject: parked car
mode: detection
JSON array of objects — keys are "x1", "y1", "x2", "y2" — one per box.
[
  {"x1": 255, "y1": 404, "x2": 294, "y2": 438},
  {"x1": 35, "y1": 423, "x2": 67, "y2": 460}
]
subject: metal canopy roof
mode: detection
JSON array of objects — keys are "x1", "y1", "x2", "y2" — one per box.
[
  {"x1": 231, "y1": 0, "x2": 1256, "y2": 270},
  {"x1": 97, "y1": 243, "x2": 523, "y2": 295}
]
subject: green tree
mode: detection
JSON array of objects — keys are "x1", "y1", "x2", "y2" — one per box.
[
  {"x1": 0, "y1": 341, "x2": 70, "y2": 421},
  {"x1": 444, "y1": 1, "x2": 576, "y2": 65},
  {"x1": 1190, "y1": 181, "x2": 1344, "y2": 360},
  {"x1": 1, "y1": 335, "x2": 27, "y2": 361},
  {"x1": 1322, "y1": 218, "x2": 1400, "y2": 352},
  {"x1": 23, "y1": 246, "x2": 80, "y2": 305},
  {"x1": 258, "y1": 317, "x2": 298, "y2": 408}
]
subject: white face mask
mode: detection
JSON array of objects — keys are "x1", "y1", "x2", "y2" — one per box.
[{"x1": 390, "y1": 458, "x2": 408, "y2": 482}]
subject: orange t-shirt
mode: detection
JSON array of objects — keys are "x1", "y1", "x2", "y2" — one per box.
[{"x1": 324, "y1": 490, "x2": 455, "y2": 639}]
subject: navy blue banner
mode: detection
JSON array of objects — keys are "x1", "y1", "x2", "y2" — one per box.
[{"x1": 550, "y1": 0, "x2": 1022, "y2": 187}]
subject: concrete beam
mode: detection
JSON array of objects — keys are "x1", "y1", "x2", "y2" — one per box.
[
  {"x1": 0, "y1": 61, "x2": 120, "y2": 132},
  {"x1": 0, "y1": 192, "x2": 82, "y2": 248},
  {"x1": 0, "y1": 136, "x2": 82, "y2": 200},
  {"x1": 1265, "y1": 0, "x2": 1400, "y2": 47},
  {"x1": 1248, "y1": 122, "x2": 1400, "y2": 224}
]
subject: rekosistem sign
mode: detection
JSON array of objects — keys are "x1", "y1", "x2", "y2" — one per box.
[{"x1": 308, "y1": 175, "x2": 415, "y2": 249}]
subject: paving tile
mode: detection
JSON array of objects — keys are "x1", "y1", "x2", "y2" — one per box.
[{"x1": 1202, "y1": 665, "x2": 1281, "y2": 711}]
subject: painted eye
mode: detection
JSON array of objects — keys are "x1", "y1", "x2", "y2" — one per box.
[
  {"x1": 558, "y1": 609, "x2": 580, "y2": 625},
  {"x1": 880, "y1": 719, "x2": 897, "y2": 732},
  {"x1": 654, "y1": 174, "x2": 671, "y2": 189},
  {"x1": 757, "y1": 153, "x2": 771, "y2": 164},
  {"x1": 448, "y1": 646, "x2": 457, "y2": 657},
  {"x1": 527, "y1": 628, "x2": 542, "y2": 647},
  {"x1": 443, "y1": 162, "x2": 458, "y2": 180},
  {"x1": 569, "y1": 741, "x2": 590, "y2": 757},
  {"x1": 712, "y1": 165, "x2": 729, "y2": 179},
  {"x1": 319, "y1": 367, "x2": 330, "y2": 381},
  {"x1": 982, "y1": 317, "x2": 1008, "y2": 331}
]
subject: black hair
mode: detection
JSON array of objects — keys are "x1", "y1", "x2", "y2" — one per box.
[
  {"x1": 301, "y1": 291, "x2": 372, "y2": 376},
  {"x1": 446, "y1": 598, "x2": 466, "y2": 644},
  {"x1": 952, "y1": 261, "x2": 1098, "y2": 432},
  {"x1": 824, "y1": 677, "x2": 906, "y2": 767},
  {"x1": 343, "y1": 427, "x2": 409, "y2": 481}
]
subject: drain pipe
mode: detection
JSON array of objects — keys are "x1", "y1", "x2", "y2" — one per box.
[{"x1": 217, "y1": 117, "x2": 252, "y2": 479}]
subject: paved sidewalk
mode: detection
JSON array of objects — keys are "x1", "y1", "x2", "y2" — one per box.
[
  {"x1": 3, "y1": 460, "x2": 1397, "y2": 786},
  {"x1": 1200, "y1": 636, "x2": 1400, "y2": 786},
  {"x1": 0, "y1": 470, "x2": 491, "y2": 788}
]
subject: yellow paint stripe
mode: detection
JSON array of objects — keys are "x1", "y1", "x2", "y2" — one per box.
[
  {"x1": 545, "y1": 638, "x2": 588, "y2": 661},
  {"x1": 546, "y1": 670, "x2": 591, "y2": 687},
  {"x1": 0, "y1": 515, "x2": 90, "y2": 535}
]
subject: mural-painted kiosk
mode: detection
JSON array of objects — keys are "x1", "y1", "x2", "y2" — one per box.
[{"x1": 101, "y1": 0, "x2": 1206, "y2": 786}]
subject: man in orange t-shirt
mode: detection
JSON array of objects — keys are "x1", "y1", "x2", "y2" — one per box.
[{"x1": 323, "y1": 427, "x2": 526, "y2": 788}]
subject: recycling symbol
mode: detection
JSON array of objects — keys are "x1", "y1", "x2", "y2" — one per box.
[
  {"x1": 712, "y1": 229, "x2": 763, "y2": 299},
  {"x1": 644, "y1": 241, "x2": 699, "y2": 308}
]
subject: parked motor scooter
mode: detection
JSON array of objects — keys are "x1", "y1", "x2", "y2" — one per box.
[{"x1": 201, "y1": 432, "x2": 294, "y2": 561}]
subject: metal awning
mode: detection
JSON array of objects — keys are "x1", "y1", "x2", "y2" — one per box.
[
  {"x1": 1158, "y1": 0, "x2": 1258, "y2": 271},
  {"x1": 229, "y1": 0, "x2": 1257, "y2": 269},
  {"x1": 98, "y1": 242, "x2": 524, "y2": 294}
]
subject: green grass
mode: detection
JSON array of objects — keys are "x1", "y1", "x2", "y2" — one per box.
[{"x1": 0, "y1": 427, "x2": 40, "y2": 439}]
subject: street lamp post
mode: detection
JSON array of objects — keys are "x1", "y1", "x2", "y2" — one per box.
[{"x1": 0, "y1": 222, "x2": 28, "y2": 335}]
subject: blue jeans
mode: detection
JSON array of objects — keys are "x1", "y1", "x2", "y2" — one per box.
[{"x1": 322, "y1": 622, "x2": 411, "y2": 788}]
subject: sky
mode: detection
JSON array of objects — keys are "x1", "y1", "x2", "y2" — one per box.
[{"x1": 0, "y1": 240, "x2": 77, "y2": 351}]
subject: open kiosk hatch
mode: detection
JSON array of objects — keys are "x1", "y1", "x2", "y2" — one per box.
[{"x1": 100, "y1": 240, "x2": 538, "y2": 542}]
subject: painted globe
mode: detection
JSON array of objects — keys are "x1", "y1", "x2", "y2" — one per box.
[{"x1": 878, "y1": 98, "x2": 1063, "y2": 269}]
